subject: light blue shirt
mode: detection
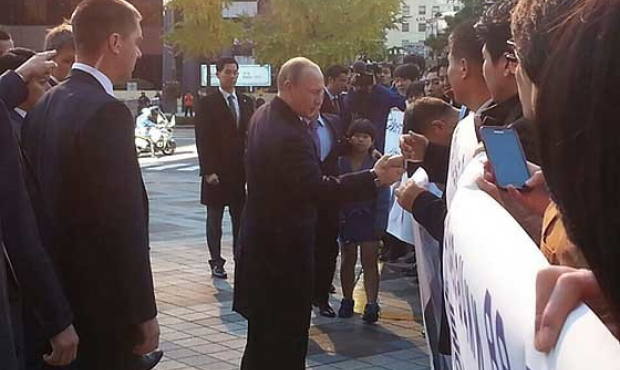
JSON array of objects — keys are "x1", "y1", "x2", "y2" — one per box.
[{"x1": 316, "y1": 115, "x2": 333, "y2": 162}]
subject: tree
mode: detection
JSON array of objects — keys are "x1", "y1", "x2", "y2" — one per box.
[
  {"x1": 165, "y1": 0, "x2": 245, "y2": 58},
  {"x1": 424, "y1": 0, "x2": 486, "y2": 57},
  {"x1": 248, "y1": 0, "x2": 402, "y2": 68}
]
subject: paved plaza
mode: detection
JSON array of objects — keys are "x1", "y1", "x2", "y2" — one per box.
[{"x1": 142, "y1": 129, "x2": 431, "y2": 370}]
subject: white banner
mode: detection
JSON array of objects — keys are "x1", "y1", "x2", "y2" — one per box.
[
  {"x1": 387, "y1": 169, "x2": 451, "y2": 370},
  {"x1": 446, "y1": 112, "x2": 478, "y2": 209},
  {"x1": 384, "y1": 108, "x2": 405, "y2": 156},
  {"x1": 443, "y1": 153, "x2": 620, "y2": 370}
]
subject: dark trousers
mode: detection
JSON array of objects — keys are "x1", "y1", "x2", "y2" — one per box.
[
  {"x1": 184, "y1": 106, "x2": 194, "y2": 117},
  {"x1": 241, "y1": 311, "x2": 311, "y2": 370},
  {"x1": 312, "y1": 221, "x2": 339, "y2": 305},
  {"x1": 206, "y1": 200, "x2": 244, "y2": 266}
]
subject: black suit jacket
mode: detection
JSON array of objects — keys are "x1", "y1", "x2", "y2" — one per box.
[
  {"x1": 195, "y1": 90, "x2": 254, "y2": 206},
  {"x1": 21, "y1": 70, "x2": 157, "y2": 360},
  {"x1": 233, "y1": 97, "x2": 377, "y2": 327},
  {"x1": 0, "y1": 71, "x2": 73, "y2": 346},
  {"x1": 320, "y1": 90, "x2": 344, "y2": 118}
]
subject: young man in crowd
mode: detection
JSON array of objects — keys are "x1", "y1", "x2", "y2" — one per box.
[
  {"x1": 44, "y1": 23, "x2": 75, "y2": 84},
  {"x1": 474, "y1": 0, "x2": 539, "y2": 163},
  {"x1": 195, "y1": 57, "x2": 254, "y2": 279},
  {"x1": 343, "y1": 61, "x2": 406, "y2": 154},
  {"x1": 423, "y1": 66, "x2": 445, "y2": 99},
  {"x1": 393, "y1": 63, "x2": 421, "y2": 98},
  {"x1": 398, "y1": 20, "x2": 491, "y2": 243},
  {"x1": 0, "y1": 29, "x2": 14, "y2": 57},
  {"x1": 22, "y1": 1, "x2": 161, "y2": 368},
  {"x1": 321, "y1": 64, "x2": 349, "y2": 117}
]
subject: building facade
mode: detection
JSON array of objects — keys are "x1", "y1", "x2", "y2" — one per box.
[
  {"x1": 0, "y1": 0, "x2": 163, "y2": 89},
  {"x1": 386, "y1": 0, "x2": 462, "y2": 56}
]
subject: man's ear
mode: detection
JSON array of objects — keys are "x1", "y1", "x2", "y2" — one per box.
[
  {"x1": 459, "y1": 58, "x2": 469, "y2": 80},
  {"x1": 431, "y1": 119, "x2": 447, "y2": 131},
  {"x1": 107, "y1": 33, "x2": 123, "y2": 55}
]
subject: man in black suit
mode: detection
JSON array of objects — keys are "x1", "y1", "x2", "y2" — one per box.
[
  {"x1": 320, "y1": 64, "x2": 349, "y2": 118},
  {"x1": 233, "y1": 57, "x2": 405, "y2": 369},
  {"x1": 309, "y1": 111, "x2": 346, "y2": 318},
  {"x1": 21, "y1": 1, "x2": 160, "y2": 369},
  {"x1": 195, "y1": 56, "x2": 254, "y2": 279},
  {"x1": 0, "y1": 53, "x2": 79, "y2": 368}
]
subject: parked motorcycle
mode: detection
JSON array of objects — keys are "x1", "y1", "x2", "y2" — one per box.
[{"x1": 135, "y1": 107, "x2": 177, "y2": 157}]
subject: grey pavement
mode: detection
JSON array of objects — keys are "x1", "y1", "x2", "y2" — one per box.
[{"x1": 141, "y1": 128, "x2": 431, "y2": 370}]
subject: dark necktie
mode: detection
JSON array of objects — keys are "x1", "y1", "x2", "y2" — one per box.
[
  {"x1": 308, "y1": 119, "x2": 321, "y2": 159},
  {"x1": 332, "y1": 96, "x2": 341, "y2": 115},
  {"x1": 227, "y1": 95, "x2": 238, "y2": 127}
]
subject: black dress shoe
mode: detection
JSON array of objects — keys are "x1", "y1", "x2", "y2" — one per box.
[
  {"x1": 317, "y1": 303, "x2": 336, "y2": 318},
  {"x1": 124, "y1": 350, "x2": 164, "y2": 370}
]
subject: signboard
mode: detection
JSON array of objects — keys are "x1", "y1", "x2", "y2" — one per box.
[{"x1": 201, "y1": 64, "x2": 272, "y2": 87}]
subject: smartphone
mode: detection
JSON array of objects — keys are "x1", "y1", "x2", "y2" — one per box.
[{"x1": 479, "y1": 126, "x2": 530, "y2": 190}]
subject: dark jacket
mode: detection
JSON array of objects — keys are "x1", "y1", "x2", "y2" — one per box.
[
  {"x1": 21, "y1": 69, "x2": 157, "y2": 365},
  {"x1": 320, "y1": 90, "x2": 344, "y2": 118},
  {"x1": 195, "y1": 90, "x2": 254, "y2": 206},
  {"x1": 233, "y1": 97, "x2": 378, "y2": 326},
  {"x1": 343, "y1": 84, "x2": 406, "y2": 154},
  {"x1": 0, "y1": 71, "x2": 73, "y2": 358}
]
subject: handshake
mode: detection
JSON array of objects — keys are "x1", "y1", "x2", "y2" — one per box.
[{"x1": 372, "y1": 154, "x2": 405, "y2": 186}]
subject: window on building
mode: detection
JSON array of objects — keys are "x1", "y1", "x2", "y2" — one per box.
[
  {"x1": 418, "y1": 23, "x2": 427, "y2": 33},
  {"x1": 403, "y1": 4, "x2": 411, "y2": 16},
  {"x1": 419, "y1": 5, "x2": 427, "y2": 15},
  {"x1": 402, "y1": 23, "x2": 410, "y2": 32},
  {"x1": 432, "y1": 5, "x2": 441, "y2": 15}
]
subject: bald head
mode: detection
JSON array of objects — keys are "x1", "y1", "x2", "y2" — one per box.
[{"x1": 277, "y1": 57, "x2": 325, "y2": 118}]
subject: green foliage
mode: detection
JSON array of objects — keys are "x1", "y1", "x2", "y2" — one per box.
[
  {"x1": 246, "y1": 0, "x2": 402, "y2": 68},
  {"x1": 425, "y1": 0, "x2": 487, "y2": 57},
  {"x1": 165, "y1": 0, "x2": 245, "y2": 58}
]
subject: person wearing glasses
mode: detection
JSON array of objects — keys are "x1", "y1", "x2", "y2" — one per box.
[{"x1": 195, "y1": 57, "x2": 255, "y2": 279}]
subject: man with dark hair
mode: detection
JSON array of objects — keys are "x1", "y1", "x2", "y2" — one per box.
[
  {"x1": 0, "y1": 48, "x2": 51, "y2": 137},
  {"x1": 195, "y1": 56, "x2": 254, "y2": 279},
  {"x1": 22, "y1": 0, "x2": 161, "y2": 368},
  {"x1": 44, "y1": 23, "x2": 75, "y2": 84},
  {"x1": 0, "y1": 51, "x2": 78, "y2": 370},
  {"x1": 0, "y1": 29, "x2": 14, "y2": 57},
  {"x1": 406, "y1": 81, "x2": 425, "y2": 105},
  {"x1": 344, "y1": 62, "x2": 406, "y2": 153},
  {"x1": 424, "y1": 66, "x2": 444, "y2": 99},
  {"x1": 378, "y1": 62, "x2": 394, "y2": 87},
  {"x1": 321, "y1": 64, "x2": 349, "y2": 116},
  {"x1": 474, "y1": 0, "x2": 539, "y2": 162},
  {"x1": 393, "y1": 63, "x2": 420, "y2": 97}
]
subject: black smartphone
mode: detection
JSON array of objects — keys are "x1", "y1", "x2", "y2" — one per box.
[{"x1": 479, "y1": 126, "x2": 530, "y2": 190}]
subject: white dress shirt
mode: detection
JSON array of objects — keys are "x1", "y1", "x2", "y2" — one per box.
[
  {"x1": 72, "y1": 63, "x2": 115, "y2": 97},
  {"x1": 219, "y1": 87, "x2": 240, "y2": 125}
]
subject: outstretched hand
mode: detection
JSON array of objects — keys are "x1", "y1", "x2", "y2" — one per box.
[
  {"x1": 16, "y1": 50, "x2": 58, "y2": 83},
  {"x1": 373, "y1": 154, "x2": 405, "y2": 186}
]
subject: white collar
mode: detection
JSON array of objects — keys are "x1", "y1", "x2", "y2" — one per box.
[
  {"x1": 14, "y1": 107, "x2": 27, "y2": 118},
  {"x1": 219, "y1": 87, "x2": 237, "y2": 100},
  {"x1": 325, "y1": 88, "x2": 337, "y2": 100},
  {"x1": 72, "y1": 63, "x2": 115, "y2": 97},
  {"x1": 50, "y1": 75, "x2": 60, "y2": 85}
]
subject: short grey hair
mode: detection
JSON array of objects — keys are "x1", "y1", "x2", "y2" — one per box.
[{"x1": 277, "y1": 57, "x2": 322, "y2": 90}]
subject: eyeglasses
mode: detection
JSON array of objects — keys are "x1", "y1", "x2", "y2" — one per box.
[{"x1": 504, "y1": 40, "x2": 519, "y2": 63}]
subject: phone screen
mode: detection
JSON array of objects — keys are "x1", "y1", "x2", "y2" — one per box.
[{"x1": 480, "y1": 126, "x2": 530, "y2": 189}]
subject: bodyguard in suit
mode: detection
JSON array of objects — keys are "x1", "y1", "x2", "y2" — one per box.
[
  {"x1": 195, "y1": 57, "x2": 254, "y2": 279},
  {"x1": 233, "y1": 57, "x2": 405, "y2": 369},
  {"x1": 0, "y1": 54, "x2": 78, "y2": 368},
  {"x1": 309, "y1": 112, "x2": 347, "y2": 318},
  {"x1": 320, "y1": 65, "x2": 349, "y2": 118},
  {"x1": 21, "y1": 1, "x2": 160, "y2": 369}
]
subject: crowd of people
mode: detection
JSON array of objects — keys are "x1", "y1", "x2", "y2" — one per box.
[{"x1": 1, "y1": 0, "x2": 619, "y2": 369}]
